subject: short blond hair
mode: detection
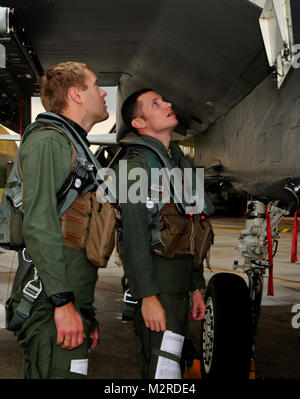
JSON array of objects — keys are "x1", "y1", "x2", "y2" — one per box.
[{"x1": 40, "y1": 61, "x2": 89, "y2": 113}]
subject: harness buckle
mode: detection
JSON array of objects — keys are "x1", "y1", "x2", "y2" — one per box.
[
  {"x1": 22, "y1": 264, "x2": 42, "y2": 300},
  {"x1": 152, "y1": 239, "x2": 165, "y2": 254},
  {"x1": 23, "y1": 278, "x2": 42, "y2": 300},
  {"x1": 123, "y1": 289, "x2": 138, "y2": 305},
  {"x1": 22, "y1": 248, "x2": 32, "y2": 263},
  {"x1": 77, "y1": 156, "x2": 94, "y2": 171},
  {"x1": 13, "y1": 192, "x2": 23, "y2": 208}
]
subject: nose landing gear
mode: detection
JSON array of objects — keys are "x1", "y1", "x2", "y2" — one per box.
[{"x1": 200, "y1": 200, "x2": 289, "y2": 379}]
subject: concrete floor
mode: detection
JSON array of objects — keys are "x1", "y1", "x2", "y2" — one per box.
[{"x1": 0, "y1": 216, "x2": 300, "y2": 379}]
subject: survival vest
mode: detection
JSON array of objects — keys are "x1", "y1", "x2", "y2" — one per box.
[
  {"x1": 124, "y1": 138, "x2": 214, "y2": 268},
  {"x1": 2, "y1": 113, "x2": 119, "y2": 331},
  {"x1": 0, "y1": 112, "x2": 119, "y2": 267}
]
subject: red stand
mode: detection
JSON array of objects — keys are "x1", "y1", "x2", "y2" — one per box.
[{"x1": 265, "y1": 206, "x2": 274, "y2": 296}]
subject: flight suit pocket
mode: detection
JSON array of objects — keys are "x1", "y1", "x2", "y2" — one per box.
[{"x1": 50, "y1": 335, "x2": 90, "y2": 379}]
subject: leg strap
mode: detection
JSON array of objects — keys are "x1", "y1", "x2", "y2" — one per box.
[{"x1": 153, "y1": 348, "x2": 181, "y2": 364}]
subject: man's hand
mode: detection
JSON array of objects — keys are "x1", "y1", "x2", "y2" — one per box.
[
  {"x1": 89, "y1": 325, "x2": 99, "y2": 351},
  {"x1": 54, "y1": 302, "x2": 86, "y2": 350},
  {"x1": 191, "y1": 290, "x2": 206, "y2": 320},
  {"x1": 141, "y1": 295, "x2": 166, "y2": 332}
]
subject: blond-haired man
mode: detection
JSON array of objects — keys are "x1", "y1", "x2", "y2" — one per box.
[{"x1": 11, "y1": 62, "x2": 108, "y2": 378}]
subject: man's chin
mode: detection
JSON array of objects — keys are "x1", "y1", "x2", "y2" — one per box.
[
  {"x1": 171, "y1": 118, "x2": 179, "y2": 129},
  {"x1": 99, "y1": 111, "x2": 110, "y2": 123}
]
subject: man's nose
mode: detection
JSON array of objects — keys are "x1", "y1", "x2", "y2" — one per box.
[{"x1": 99, "y1": 87, "x2": 107, "y2": 97}]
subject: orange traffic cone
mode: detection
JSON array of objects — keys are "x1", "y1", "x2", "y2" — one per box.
[
  {"x1": 184, "y1": 359, "x2": 202, "y2": 379},
  {"x1": 249, "y1": 358, "x2": 256, "y2": 379}
]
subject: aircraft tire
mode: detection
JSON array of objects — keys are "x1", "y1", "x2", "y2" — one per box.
[{"x1": 200, "y1": 272, "x2": 252, "y2": 379}]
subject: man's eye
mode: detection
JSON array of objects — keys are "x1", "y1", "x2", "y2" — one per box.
[{"x1": 153, "y1": 102, "x2": 158, "y2": 107}]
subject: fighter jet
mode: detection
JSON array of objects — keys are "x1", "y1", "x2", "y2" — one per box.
[{"x1": 0, "y1": 0, "x2": 299, "y2": 379}]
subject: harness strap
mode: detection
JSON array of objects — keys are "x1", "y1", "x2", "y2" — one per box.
[
  {"x1": 153, "y1": 348, "x2": 181, "y2": 364},
  {"x1": 58, "y1": 166, "x2": 94, "y2": 216},
  {"x1": 128, "y1": 146, "x2": 165, "y2": 251},
  {"x1": 6, "y1": 250, "x2": 42, "y2": 331},
  {"x1": 11, "y1": 249, "x2": 32, "y2": 294},
  {"x1": 7, "y1": 293, "x2": 35, "y2": 331},
  {"x1": 21, "y1": 122, "x2": 97, "y2": 217}
]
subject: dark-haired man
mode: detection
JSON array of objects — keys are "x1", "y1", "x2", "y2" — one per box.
[{"x1": 118, "y1": 89, "x2": 210, "y2": 378}]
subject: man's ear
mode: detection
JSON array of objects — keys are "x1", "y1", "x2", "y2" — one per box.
[
  {"x1": 131, "y1": 117, "x2": 146, "y2": 130},
  {"x1": 68, "y1": 86, "x2": 83, "y2": 105}
]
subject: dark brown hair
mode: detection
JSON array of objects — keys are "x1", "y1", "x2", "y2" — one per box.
[{"x1": 121, "y1": 88, "x2": 152, "y2": 133}]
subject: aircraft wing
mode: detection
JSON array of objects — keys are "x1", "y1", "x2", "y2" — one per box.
[
  {"x1": 0, "y1": 0, "x2": 270, "y2": 135},
  {"x1": 1, "y1": 0, "x2": 300, "y2": 202}
]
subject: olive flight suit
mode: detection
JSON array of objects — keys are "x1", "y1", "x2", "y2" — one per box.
[
  {"x1": 10, "y1": 117, "x2": 98, "y2": 379},
  {"x1": 117, "y1": 136, "x2": 205, "y2": 379}
]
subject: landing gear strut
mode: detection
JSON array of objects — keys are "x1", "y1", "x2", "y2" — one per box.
[
  {"x1": 200, "y1": 200, "x2": 289, "y2": 379},
  {"x1": 235, "y1": 201, "x2": 289, "y2": 344}
]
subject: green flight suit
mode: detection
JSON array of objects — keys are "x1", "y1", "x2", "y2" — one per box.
[
  {"x1": 117, "y1": 136, "x2": 205, "y2": 379},
  {"x1": 10, "y1": 126, "x2": 98, "y2": 379}
]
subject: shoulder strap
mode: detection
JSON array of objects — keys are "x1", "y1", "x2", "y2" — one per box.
[
  {"x1": 18, "y1": 123, "x2": 91, "y2": 215},
  {"x1": 34, "y1": 113, "x2": 116, "y2": 208},
  {"x1": 126, "y1": 145, "x2": 165, "y2": 251},
  {"x1": 127, "y1": 140, "x2": 213, "y2": 216},
  {"x1": 127, "y1": 143, "x2": 187, "y2": 214},
  {"x1": 128, "y1": 146, "x2": 160, "y2": 168},
  {"x1": 128, "y1": 146, "x2": 162, "y2": 193},
  {"x1": 24, "y1": 115, "x2": 104, "y2": 215},
  {"x1": 170, "y1": 143, "x2": 214, "y2": 215}
]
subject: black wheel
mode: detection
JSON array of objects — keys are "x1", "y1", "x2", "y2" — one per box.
[{"x1": 200, "y1": 273, "x2": 252, "y2": 379}]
